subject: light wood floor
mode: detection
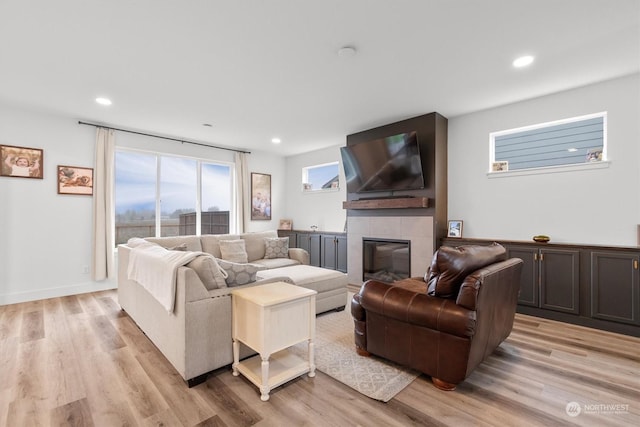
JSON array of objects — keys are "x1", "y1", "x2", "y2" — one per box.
[{"x1": 1, "y1": 289, "x2": 639, "y2": 427}]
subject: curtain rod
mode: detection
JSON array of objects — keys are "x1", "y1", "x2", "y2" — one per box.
[{"x1": 78, "y1": 121, "x2": 251, "y2": 154}]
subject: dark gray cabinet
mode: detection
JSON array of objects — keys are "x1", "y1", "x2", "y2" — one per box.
[
  {"x1": 442, "y1": 237, "x2": 640, "y2": 337},
  {"x1": 590, "y1": 251, "x2": 640, "y2": 326},
  {"x1": 320, "y1": 234, "x2": 347, "y2": 273},
  {"x1": 297, "y1": 233, "x2": 321, "y2": 266},
  {"x1": 279, "y1": 230, "x2": 347, "y2": 272},
  {"x1": 506, "y1": 245, "x2": 580, "y2": 314}
]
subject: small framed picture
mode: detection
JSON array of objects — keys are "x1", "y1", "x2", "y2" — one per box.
[
  {"x1": 279, "y1": 219, "x2": 293, "y2": 230},
  {"x1": 447, "y1": 220, "x2": 463, "y2": 238},
  {"x1": 57, "y1": 165, "x2": 94, "y2": 195},
  {"x1": 1, "y1": 144, "x2": 43, "y2": 179},
  {"x1": 491, "y1": 161, "x2": 509, "y2": 172}
]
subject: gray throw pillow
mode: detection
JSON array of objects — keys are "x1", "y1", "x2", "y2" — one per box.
[
  {"x1": 219, "y1": 239, "x2": 249, "y2": 263},
  {"x1": 216, "y1": 259, "x2": 266, "y2": 287},
  {"x1": 264, "y1": 237, "x2": 289, "y2": 259},
  {"x1": 186, "y1": 255, "x2": 228, "y2": 290}
]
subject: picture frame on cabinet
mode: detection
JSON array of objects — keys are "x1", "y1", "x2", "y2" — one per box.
[
  {"x1": 1, "y1": 144, "x2": 43, "y2": 179},
  {"x1": 279, "y1": 219, "x2": 292, "y2": 230},
  {"x1": 57, "y1": 165, "x2": 94, "y2": 195},
  {"x1": 447, "y1": 220, "x2": 463, "y2": 238}
]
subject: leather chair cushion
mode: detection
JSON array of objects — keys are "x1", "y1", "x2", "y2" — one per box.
[{"x1": 426, "y1": 243, "x2": 506, "y2": 298}]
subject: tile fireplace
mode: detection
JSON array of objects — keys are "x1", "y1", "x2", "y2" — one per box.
[{"x1": 347, "y1": 216, "x2": 434, "y2": 285}]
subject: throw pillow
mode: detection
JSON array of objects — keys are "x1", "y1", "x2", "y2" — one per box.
[
  {"x1": 216, "y1": 259, "x2": 266, "y2": 287},
  {"x1": 426, "y1": 243, "x2": 507, "y2": 298},
  {"x1": 186, "y1": 255, "x2": 228, "y2": 290},
  {"x1": 264, "y1": 237, "x2": 289, "y2": 259},
  {"x1": 219, "y1": 239, "x2": 249, "y2": 263}
]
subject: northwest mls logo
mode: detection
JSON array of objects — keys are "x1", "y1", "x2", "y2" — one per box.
[
  {"x1": 566, "y1": 401, "x2": 582, "y2": 417},
  {"x1": 565, "y1": 401, "x2": 630, "y2": 417}
]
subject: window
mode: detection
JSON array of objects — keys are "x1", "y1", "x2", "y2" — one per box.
[
  {"x1": 115, "y1": 150, "x2": 232, "y2": 245},
  {"x1": 489, "y1": 112, "x2": 607, "y2": 173},
  {"x1": 302, "y1": 162, "x2": 339, "y2": 192}
]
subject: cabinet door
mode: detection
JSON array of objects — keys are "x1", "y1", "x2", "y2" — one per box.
[
  {"x1": 298, "y1": 233, "x2": 321, "y2": 267},
  {"x1": 540, "y1": 249, "x2": 580, "y2": 314},
  {"x1": 591, "y1": 251, "x2": 640, "y2": 325},
  {"x1": 336, "y1": 235, "x2": 348, "y2": 273},
  {"x1": 277, "y1": 230, "x2": 297, "y2": 248},
  {"x1": 507, "y1": 246, "x2": 539, "y2": 307},
  {"x1": 320, "y1": 235, "x2": 337, "y2": 270}
]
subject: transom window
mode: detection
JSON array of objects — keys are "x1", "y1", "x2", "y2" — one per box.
[
  {"x1": 302, "y1": 162, "x2": 339, "y2": 192},
  {"x1": 490, "y1": 112, "x2": 607, "y2": 173}
]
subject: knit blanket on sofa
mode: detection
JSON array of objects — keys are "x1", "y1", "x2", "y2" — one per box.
[{"x1": 127, "y1": 240, "x2": 206, "y2": 313}]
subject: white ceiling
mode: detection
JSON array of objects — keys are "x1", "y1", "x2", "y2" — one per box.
[{"x1": 1, "y1": 0, "x2": 638, "y2": 156}]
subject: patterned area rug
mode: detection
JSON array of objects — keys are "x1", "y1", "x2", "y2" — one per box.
[{"x1": 292, "y1": 302, "x2": 420, "y2": 402}]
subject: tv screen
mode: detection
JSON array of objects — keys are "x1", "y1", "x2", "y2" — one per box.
[{"x1": 340, "y1": 131, "x2": 424, "y2": 193}]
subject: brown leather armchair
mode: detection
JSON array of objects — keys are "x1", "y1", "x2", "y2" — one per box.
[{"x1": 351, "y1": 243, "x2": 523, "y2": 390}]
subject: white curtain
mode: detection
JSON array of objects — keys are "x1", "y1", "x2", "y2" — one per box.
[
  {"x1": 92, "y1": 127, "x2": 115, "y2": 281},
  {"x1": 234, "y1": 151, "x2": 248, "y2": 233}
]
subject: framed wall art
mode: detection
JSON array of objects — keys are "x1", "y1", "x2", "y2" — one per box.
[
  {"x1": 447, "y1": 220, "x2": 463, "y2": 238},
  {"x1": 57, "y1": 165, "x2": 94, "y2": 195},
  {"x1": 1, "y1": 144, "x2": 43, "y2": 179},
  {"x1": 251, "y1": 172, "x2": 271, "y2": 220}
]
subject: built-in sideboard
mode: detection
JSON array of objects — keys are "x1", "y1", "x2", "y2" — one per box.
[
  {"x1": 442, "y1": 237, "x2": 640, "y2": 337},
  {"x1": 278, "y1": 230, "x2": 347, "y2": 273}
]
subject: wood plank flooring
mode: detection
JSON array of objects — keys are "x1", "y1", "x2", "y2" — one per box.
[{"x1": 0, "y1": 289, "x2": 639, "y2": 426}]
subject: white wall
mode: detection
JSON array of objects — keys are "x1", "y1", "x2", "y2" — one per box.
[
  {"x1": 448, "y1": 73, "x2": 640, "y2": 246},
  {"x1": 284, "y1": 145, "x2": 347, "y2": 233},
  {"x1": 0, "y1": 102, "x2": 285, "y2": 304}
]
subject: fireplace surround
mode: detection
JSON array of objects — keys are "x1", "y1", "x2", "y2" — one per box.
[{"x1": 347, "y1": 216, "x2": 434, "y2": 285}]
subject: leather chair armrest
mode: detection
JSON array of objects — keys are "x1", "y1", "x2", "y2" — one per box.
[
  {"x1": 351, "y1": 292, "x2": 365, "y2": 321},
  {"x1": 359, "y1": 280, "x2": 476, "y2": 338}
]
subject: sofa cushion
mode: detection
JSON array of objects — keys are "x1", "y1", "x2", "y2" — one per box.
[
  {"x1": 252, "y1": 257, "x2": 300, "y2": 269},
  {"x1": 426, "y1": 243, "x2": 507, "y2": 298},
  {"x1": 186, "y1": 255, "x2": 227, "y2": 290},
  {"x1": 216, "y1": 259, "x2": 266, "y2": 287},
  {"x1": 264, "y1": 237, "x2": 289, "y2": 259},
  {"x1": 201, "y1": 234, "x2": 240, "y2": 258},
  {"x1": 242, "y1": 230, "x2": 278, "y2": 262},
  {"x1": 219, "y1": 239, "x2": 248, "y2": 263},
  {"x1": 258, "y1": 265, "x2": 347, "y2": 294}
]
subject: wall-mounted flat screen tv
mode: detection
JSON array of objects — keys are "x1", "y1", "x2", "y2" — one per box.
[{"x1": 340, "y1": 131, "x2": 424, "y2": 193}]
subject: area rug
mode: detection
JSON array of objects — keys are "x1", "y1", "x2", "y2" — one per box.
[{"x1": 292, "y1": 301, "x2": 420, "y2": 402}]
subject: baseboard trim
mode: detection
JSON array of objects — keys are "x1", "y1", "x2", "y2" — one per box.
[{"x1": 0, "y1": 280, "x2": 117, "y2": 305}]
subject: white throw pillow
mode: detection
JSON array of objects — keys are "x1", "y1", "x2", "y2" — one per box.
[
  {"x1": 216, "y1": 259, "x2": 266, "y2": 287},
  {"x1": 186, "y1": 255, "x2": 228, "y2": 290},
  {"x1": 219, "y1": 239, "x2": 249, "y2": 263},
  {"x1": 264, "y1": 237, "x2": 289, "y2": 259}
]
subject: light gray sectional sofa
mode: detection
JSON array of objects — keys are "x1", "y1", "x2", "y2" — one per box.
[{"x1": 117, "y1": 230, "x2": 348, "y2": 386}]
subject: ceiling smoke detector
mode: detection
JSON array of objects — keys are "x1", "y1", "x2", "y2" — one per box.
[{"x1": 338, "y1": 46, "x2": 357, "y2": 58}]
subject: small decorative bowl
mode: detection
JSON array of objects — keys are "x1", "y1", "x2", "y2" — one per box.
[{"x1": 533, "y1": 235, "x2": 550, "y2": 243}]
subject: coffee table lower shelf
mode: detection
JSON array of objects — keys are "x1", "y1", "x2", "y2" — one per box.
[{"x1": 234, "y1": 348, "x2": 313, "y2": 400}]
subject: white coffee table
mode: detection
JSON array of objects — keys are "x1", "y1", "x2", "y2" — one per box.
[{"x1": 231, "y1": 282, "x2": 317, "y2": 401}]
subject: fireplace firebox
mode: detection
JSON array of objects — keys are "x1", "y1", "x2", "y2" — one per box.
[{"x1": 362, "y1": 238, "x2": 411, "y2": 283}]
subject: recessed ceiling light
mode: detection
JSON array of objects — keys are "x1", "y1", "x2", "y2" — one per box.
[
  {"x1": 271, "y1": 138, "x2": 281, "y2": 144},
  {"x1": 513, "y1": 55, "x2": 534, "y2": 68},
  {"x1": 337, "y1": 46, "x2": 357, "y2": 58},
  {"x1": 95, "y1": 97, "x2": 112, "y2": 106},
  {"x1": 568, "y1": 148, "x2": 578, "y2": 152}
]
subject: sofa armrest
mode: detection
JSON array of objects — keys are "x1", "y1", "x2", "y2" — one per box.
[
  {"x1": 288, "y1": 248, "x2": 310, "y2": 265},
  {"x1": 358, "y1": 280, "x2": 476, "y2": 338}
]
